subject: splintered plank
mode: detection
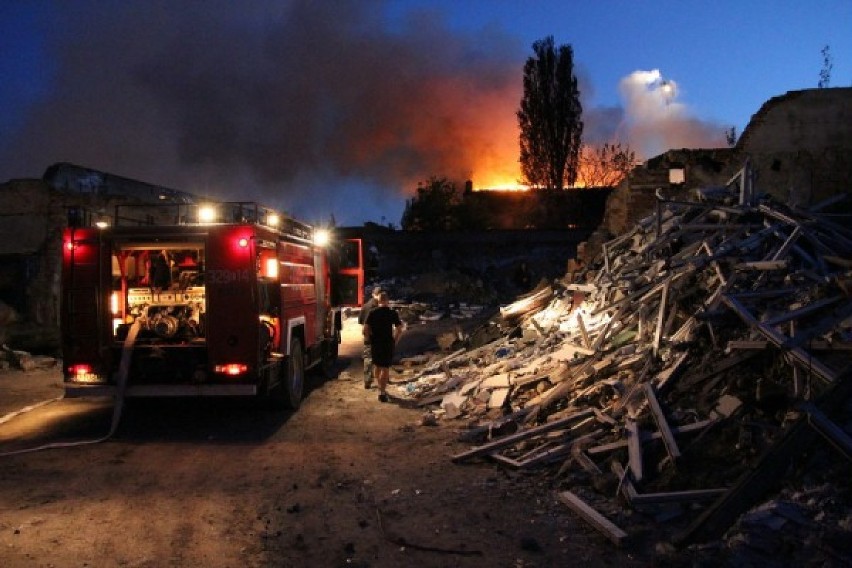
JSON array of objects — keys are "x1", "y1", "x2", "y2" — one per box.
[
  {"x1": 611, "y1": 462, "x2": 725, "y2": 505},
  {"x1": 643, "y1": 383, "x2": 681, "y2": 461},
  {"x1": 763, "y1": 295, "x2": 843, "y2": 327},
  {"x1": 653, "y1": 280, "x2": 670, "y2": 356},
  {"x1": 451, "y1": 409, "x2": 594, "y2": 463},
  {"x1": 587, "y1": 419, "x2": 715, "y2": 456},
  {"x1": 570, "y1": 445, "x2": 602, "y2": 475},
  {"x1": 557, "y1": 491, "x2": 628, "y2": 546},
  {"x1": 625, "y1": 417, "x2": 644, "y2": 483},
  {"x1": 576, "y1": 313, "x2": 591, "y2": 349},
  {"x1": 517, "y1": 441, "x2": 574, "y2": 468},
  {"x1": 722, "y1": 294, "x2": 838, "y2": 383}
]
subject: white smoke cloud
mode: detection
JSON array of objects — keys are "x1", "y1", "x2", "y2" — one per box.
[{"x1": 614, "y1": 69, "x2": 727, "y2": 159}]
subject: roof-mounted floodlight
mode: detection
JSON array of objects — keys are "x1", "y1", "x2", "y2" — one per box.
[
  {"x1": 198, "y1": 205, "x2": 217, "y2": 224},
  {"x1": 313, "y1": 228, "x2": 330, "y2": 247},
  {"x1": 267, "y1": 213, "x2": 280, "y2": 227}
]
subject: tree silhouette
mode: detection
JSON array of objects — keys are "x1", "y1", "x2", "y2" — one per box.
[
  {"x1": 517, "y1": 36, "x2": 583, "y2": 190},
  {"x1": 400, "y1": 177, "x2": 464, "y2": 231},
  {"x1": 576, "y1": 143, "x2": 636, "y2": 187},
  {"x1": 818, "y1": 44, "x2": 833, "y2": 88}
]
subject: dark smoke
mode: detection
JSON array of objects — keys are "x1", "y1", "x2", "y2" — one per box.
[
  {"x1": 0, "y1": 0, "x2": 524, "y2": 224},
  {"x1": 1, "y1": 3, "x2": 728, "y2": 225}
]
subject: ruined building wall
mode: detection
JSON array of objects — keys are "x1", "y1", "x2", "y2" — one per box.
[
  {"x1": 737, "y1": 87, "x2": 852, "y2": 207},
  {"x1": 599, "y1": 87, "x2": 852, "y2": 245},
  {"x1": 0, "y1": 180, "x2": 64, "y2": 329}
]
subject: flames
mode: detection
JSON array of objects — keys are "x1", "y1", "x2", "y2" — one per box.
[{"x1": 470, "y1": 161, "x2": 597, "y2": 192}]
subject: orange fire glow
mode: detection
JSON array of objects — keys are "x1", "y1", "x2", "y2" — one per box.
[{"x1": 471, "y1": 163, "x2": 593, "y2": 192}]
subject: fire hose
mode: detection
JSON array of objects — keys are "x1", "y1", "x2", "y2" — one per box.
[{"x1": 0, "y1": 319, "x2": 141, "y2": 457}]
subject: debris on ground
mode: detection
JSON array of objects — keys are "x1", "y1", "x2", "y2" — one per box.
[
  {"x1": 1, "y1": 345, "x2": 59, "y2": 373},
  {"x1": 393, "y1": 180, "x2": 852, "y2": 564}
]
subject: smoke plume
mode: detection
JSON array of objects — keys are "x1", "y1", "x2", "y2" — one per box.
[
  {"x1": 0, "y1": 3, "x2": 729, "y2": 224},
  {"x1": 0, "y1": 0, "x2": 523, "y2": 224},
  {"x1": 613, "y1": 69, "x2": 728, "y2": 158}
]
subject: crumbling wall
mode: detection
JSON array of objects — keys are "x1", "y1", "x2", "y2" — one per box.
[
  {"x1": 738, "y1": 88, "x2": 852, "y2": 207},
  {"x1": 600, "y1": 88, "x2": 852, "y2": 241}
]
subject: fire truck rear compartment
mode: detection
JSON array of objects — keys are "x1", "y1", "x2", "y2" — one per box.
[{"x1": 109, "y1": 242, "x2": 214, "y2": 385}]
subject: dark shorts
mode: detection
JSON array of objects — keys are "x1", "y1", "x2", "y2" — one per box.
[{"x1": 370, "y1": 341, "x2": 394, "y2": 368}]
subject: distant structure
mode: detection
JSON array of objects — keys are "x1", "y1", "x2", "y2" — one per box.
[
  {"x1": 0, "y1": 163, "x2": 203, "y2": 336},
  {"x1": 43, "y1": 162, "x2": 197, "y2": 204},
  {"x1": 600, "y1": 87, "x2": 852, "y2": 240}
]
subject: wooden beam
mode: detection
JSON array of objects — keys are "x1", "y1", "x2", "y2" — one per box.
[
  {"x1": 644, "y1": 383, "x2": 681, "y2": 461},
  {"x1": 576, "y1": 312, "x2": 591, "y2": 349},
  {"x1": 782, "y1": 300, "x2": 852, "y2": 349},
  {"x1": 653, "y1": 280, "x2": 670, "y2": 356},
  {"x1": 557, "y1": 491, "x2": 628, "y2": 546},
  {"x1": 587, "y1": 419, "x2": 714, "y2": 455},
  {"x1": 721, "y1": 294, "x2": 838, "y2": 384},
  {"x1": 763, "y1": 295, "x2": 843, "y2": 327},
  {"x1": 451, "y1": 409, "x2": 594, "y2": 462},
  {"x1": 625, "y1": 417, "x2": 644, "y2": 483},
  {"x1": 726, "y1": 340, "x2": 770, "y2": 350},
  {"x1": 515, "y1": 441, "x2": 574, "y2": 469}
]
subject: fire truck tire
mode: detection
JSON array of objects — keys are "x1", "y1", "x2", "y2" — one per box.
[{"x1": 269, "y1": 338, "x2": 304, "y2": 410}]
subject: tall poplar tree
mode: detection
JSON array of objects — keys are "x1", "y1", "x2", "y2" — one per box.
[{"x1": 517, "y1": 36, "x2": 583, "y2": 190}]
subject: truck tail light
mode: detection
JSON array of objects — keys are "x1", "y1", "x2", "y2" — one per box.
[
  {"x1": 68, "y1": 364, "x2": 103, "y2": 383},
  {"x1": 214, "y1": 363, "x2": 248, "y2": 376},
  {"x1": 69, "y1": 363, "x2": 92, "y2": 376}
]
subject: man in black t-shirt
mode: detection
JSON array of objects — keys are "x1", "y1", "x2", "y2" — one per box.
[
  {"x1": 358, "y1": 287, "x2": 382, "y2": 389},
  {"x1": 363, "y1": 292, "x2": 404, "y2": 402}
]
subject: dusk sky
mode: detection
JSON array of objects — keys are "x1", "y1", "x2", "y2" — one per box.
[{"x1": 1, "y1": 1, "x2": 850, "y2": 227}]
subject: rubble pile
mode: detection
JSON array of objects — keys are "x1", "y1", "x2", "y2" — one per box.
[
  {"x1": 0, "y1": 345, "x2": 58, "y2": 372},
  {"x1": 396, "y1": 188, "x2": 852, "y2": 561}
]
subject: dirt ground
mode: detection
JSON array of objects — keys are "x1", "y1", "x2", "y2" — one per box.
[{"x1": 0, "y1": 315, "x2": 655, "y2": 568}]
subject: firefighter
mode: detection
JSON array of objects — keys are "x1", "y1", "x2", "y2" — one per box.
[
  {"x1": 149, "y1": 250, "x2": 171, "y2": 290},
  {"x1": 362, "y1": 291, "x2": 404, "y2": 403},
  {"x1": 358, "y1": 287, "x2": 382, "y2": 389}
]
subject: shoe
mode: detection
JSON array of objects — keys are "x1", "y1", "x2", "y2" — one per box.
[{"x1": 378, "y1": 393, "x2": 389, "y2": 403}]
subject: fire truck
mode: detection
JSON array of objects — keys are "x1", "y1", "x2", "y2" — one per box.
[{"x1": 60, "y1": 201, "x2": 363, "y2": 410}]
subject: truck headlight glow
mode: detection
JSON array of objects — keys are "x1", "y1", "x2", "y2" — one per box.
[
  {"x1": 198, "y1": 205, "x2": 217, "y2": 224},
  {"x1": 314, "y1": 229, "x2": 330, "y2": 247}
]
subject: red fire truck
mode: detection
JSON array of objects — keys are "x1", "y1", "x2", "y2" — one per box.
[{"x1": 60, "y1": 201, "x2": 363, "y2": 410}]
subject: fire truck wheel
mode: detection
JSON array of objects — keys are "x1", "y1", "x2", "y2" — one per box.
[{"x1": 269, "y1": 338, "x2": 304, "y2": 410}]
